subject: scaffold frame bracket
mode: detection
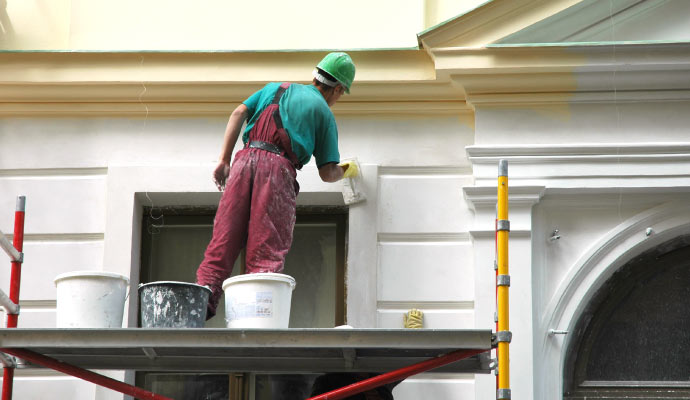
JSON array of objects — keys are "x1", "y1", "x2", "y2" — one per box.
[{"x1": 493, "y1": 331, "x2": 512, "y2": 346}]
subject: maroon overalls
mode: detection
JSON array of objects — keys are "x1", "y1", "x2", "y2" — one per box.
[{"x1": 196, "y1": 83, "x2": 302, "y2": 318}]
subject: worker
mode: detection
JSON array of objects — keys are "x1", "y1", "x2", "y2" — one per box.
[{"x1": 196, "y1": 52, "x2": 358, "y2": 319}]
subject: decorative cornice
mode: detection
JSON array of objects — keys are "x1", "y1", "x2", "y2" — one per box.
[
  {"x1": 495, "y1": 0, "x2": 657, "y2": 44},
  {"x1": 463, "y1": 185, "x2": 546, "y2": 211},
  {"x1": 417, "y1": 0, "x2": 582, "y2": 48},
  {"x1": 465, "y1": 143, "x2": 690, "y2": 192},
  {"x1": 466, "y1": 143, "x2": 690, "y2": 163},
  {"x1": 0, "y1": 98, "x2": 472, "y2": 117},
  {"x1": 4, "y1": 43, "x2": 690, "y2": 115},
  {"x1": 432, "y1": 43, "x2": 690, "y2": 104},
  {"x1": 0, "y1": 50, "x2": 474, "y2": 116},
  {"x1": 0, "y1": 50, "x2": 435, "y2": 83}
]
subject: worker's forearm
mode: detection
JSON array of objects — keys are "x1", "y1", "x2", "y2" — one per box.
[
  {"x1": 219, "y1": 105, "x2": 249, "y2": 163},
  {"x1": 318, "y1": 162, "x2": 345, "y2": 183}
]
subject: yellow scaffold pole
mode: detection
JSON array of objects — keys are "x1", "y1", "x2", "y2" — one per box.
[{"x1": 496, "y1": 160, "x2": 511, "y2": 400}]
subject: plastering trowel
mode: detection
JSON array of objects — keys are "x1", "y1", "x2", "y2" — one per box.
[{"x1": 341, "y1": 158, "x2": 366, "y2": 205}]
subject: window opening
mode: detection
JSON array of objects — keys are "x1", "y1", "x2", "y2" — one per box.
[
  {"x1": 137, "y1": 205, "x2": 347, "y2": 399},
  {"x1": 564, "y1": 236, "x2": 690, "y2": 399}
]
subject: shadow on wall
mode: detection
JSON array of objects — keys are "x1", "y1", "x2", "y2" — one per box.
[{"x1": 0, "y1": 0, "x2": 14, "y2": 42}]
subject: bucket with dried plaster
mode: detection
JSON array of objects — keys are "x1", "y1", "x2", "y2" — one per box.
[
  {"x1": 222, "y1": 273, "x2": 296, "y2": 329},
  {"x1": 54, "y1": 271, "x2": 130, "y2": 328},
  {"x1": 138, "y1": 281, "x2": 211, "y2": 328}
]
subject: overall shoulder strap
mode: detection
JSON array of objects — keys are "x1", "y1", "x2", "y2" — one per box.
[{"x1": 271, "y1": 82, "x2": 292, "y2": 104}]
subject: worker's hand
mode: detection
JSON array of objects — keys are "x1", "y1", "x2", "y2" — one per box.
[
  {"x1": 213, "y1": 161, "x2": 231, "y2": 191},
  {"x1": 339, "y1": 160, "x2": 359, "y2": 179}
]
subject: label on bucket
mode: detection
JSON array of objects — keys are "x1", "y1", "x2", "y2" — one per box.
[{"x1": 228, "y1": 291, "x2": 273, "y2": 320}]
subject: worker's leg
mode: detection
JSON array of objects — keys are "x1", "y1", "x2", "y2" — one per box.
[
  {"x1": 245, "y1": 151, "x2": 298, "y2": 273},
  {"x1": 196, "y1": 150, "x2": 254, "y2": 318}
]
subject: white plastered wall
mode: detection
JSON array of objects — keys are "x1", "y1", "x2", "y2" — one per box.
[
  {"x1": 467, "y1": 90, "x2": 690, "y2": 400},
  {"x1": 0, "y1": 111, "x2": 476, "y2": 399}
]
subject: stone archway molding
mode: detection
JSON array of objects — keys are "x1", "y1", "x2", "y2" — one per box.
[{"x1": 538, "y1": 199, "x2": 690, "y2": 399}]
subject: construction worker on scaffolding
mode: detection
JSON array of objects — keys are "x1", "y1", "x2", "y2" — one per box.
[{"x1": 196, "y1": 52, "x2": 358, "y2": 318}]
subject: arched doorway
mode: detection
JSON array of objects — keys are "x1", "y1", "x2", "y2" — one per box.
[{"x1": 563, "y1": 235, "x2": 690, "y2": 399}]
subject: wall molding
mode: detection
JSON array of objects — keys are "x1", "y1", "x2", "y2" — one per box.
[
  {"x1": 467, "y1": 143, "x2": 690, "y2": 160},
  {"x1": 0, "y1": 168, "x2": 108, "y2": 178},
  {"x1": 378, "y1": 166, "x2": 473, "y2": 176},
  {"x1": 467, "y1": 89, "x2": 690, "y2": 106},
  {"x1": 3, "y1": 233, "x2": 104, "y2": 242},
  {"x1": 0, "y1": 98, "x2": 471, "y2": 117},
  {"x1": 377, "y1": 232, "x2": 471, "y2": 243},
  {"x1": 377, "y1": 300, "x2": 474, "y2": 310}
]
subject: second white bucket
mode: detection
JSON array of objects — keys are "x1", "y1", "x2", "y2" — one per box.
[
  {"x1": 222, "y1": 273, "x2": 296, "y2": 329},
  {"x1": 54, "y1": 271, "x2": 129, "y2": 328}
]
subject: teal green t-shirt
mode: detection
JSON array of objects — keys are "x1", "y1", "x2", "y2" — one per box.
[{"x1": 242, "y1": 82, "x2": 340, "y2": 167}]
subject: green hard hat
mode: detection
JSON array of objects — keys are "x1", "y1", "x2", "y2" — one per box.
[{"x1": 316, "y1": 52, "x2": 356, "y2": 93}]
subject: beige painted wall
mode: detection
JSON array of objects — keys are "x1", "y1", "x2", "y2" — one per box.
[{"x1": 0, "y1": 0, "x2": 486, "y2": 51}]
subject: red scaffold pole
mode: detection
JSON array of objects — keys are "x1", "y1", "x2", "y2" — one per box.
[
  {"x1": 305, "y1": 348, "x2": 487, "y2": 400},
  {"x1": 0, "y1": 348, "x2": 173, "y2": 400},
  {"x1": 2, "y1": 196, "x2": 25, "y2": 400},
  {"x1": 7, "y1": 196, "x2": 24, "y2": 329}
]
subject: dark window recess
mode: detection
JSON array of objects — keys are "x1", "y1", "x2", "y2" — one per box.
[
  {"x1": 564, "y1": 235, "x2": 690, "y2": 399},
  {"x1": 254, "y1": 374, "x2": 320, "y2": 400},
  {"x1": 142, "y1": 373, "x2": 229, "y2": 400},
  {"x1": 137, "y1": 205, "x2": 347, "y2": 400}
]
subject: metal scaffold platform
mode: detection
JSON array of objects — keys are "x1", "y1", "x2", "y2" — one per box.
[{"x1": 0, "y1": 328, "x2": 492, "y2": 374}]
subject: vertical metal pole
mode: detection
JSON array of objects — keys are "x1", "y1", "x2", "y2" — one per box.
[
  {"x1": 2, "y1": 196, "x2": 25, "y2": 400},
  {"x1": 496, "y1": 162, "x2": 511, "y2": 400},
  {"x1": 494, "y1": 212, "x2": 499, "y2": 392}
]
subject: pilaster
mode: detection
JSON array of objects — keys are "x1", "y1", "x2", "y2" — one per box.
[{"x1": 464, "y1": 184, "x2": 544, "y2": 400}]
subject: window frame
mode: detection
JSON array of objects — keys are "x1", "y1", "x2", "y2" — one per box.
[{"x1": 136, "y1": 205, "x2": 348, "y2": 399}]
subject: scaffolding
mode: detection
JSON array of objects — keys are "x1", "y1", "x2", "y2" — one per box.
[{"x1": 0, "y1": 160, "x2": 511, "y2": 400}]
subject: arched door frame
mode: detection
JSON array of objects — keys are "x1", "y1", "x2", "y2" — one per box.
[{"x1": 538, "y1": 200, "x2": 690, "y2": 399}]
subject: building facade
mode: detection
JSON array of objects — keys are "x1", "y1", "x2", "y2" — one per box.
[{"x1": 1, "y1": 0, "x2": 689, "y2": 399}]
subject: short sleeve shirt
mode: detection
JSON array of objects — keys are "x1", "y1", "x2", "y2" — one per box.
[{"x1": 242, "y1": 82, "x2": 340, "y2": 167}]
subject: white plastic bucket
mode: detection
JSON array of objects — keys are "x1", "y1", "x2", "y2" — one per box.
[
  {"x1": 54, "y1": 271, "x2": 129, "y2": 328},
  {"x1": 222, "y1": 273, "x2": 296, "y2": 329}
]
